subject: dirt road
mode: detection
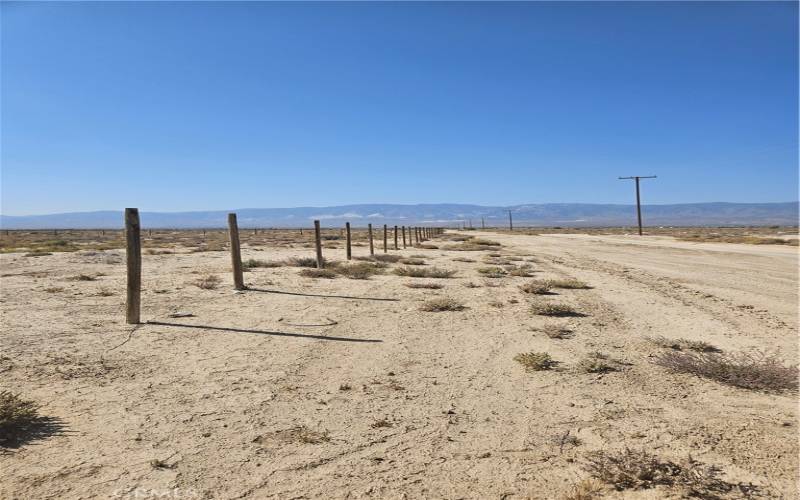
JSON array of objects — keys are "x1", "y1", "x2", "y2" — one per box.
[{"x1": 1, "y1": 232, "x2": 797, "y2": 499}]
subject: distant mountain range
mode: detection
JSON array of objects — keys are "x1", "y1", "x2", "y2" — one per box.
[{"x1": 1, "y1": 202, "x2": 797, "y2": 229}]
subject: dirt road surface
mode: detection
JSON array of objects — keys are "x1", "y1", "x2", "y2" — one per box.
[{"x1": 1, "y1": 231, "x2": 797, "y2": 499}]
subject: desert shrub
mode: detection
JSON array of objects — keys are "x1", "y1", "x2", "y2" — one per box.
[
  {"x1": 0, "y1": 391, "x2": 40, "y2": 446},
  {"x1": 584, "y1": 448, "x2": 760, "y2": 496},
  {"x1": 286, "y1": 256, "x2": 321, "y2": 268},
  {"x1": 530, "y1": 302, "x2": 580, "y2": 317},
  {"x1": 24, "y1": 251, "x2": 52, "y2": 257},
  {"x1": 243, "y1": 259, "x2": 283, "y2": 269},
  {"x1": 577, "y1": 352, "x2": 619, "y2": 373},
  {"x1": 562, "y1": 478, "x2": 606, "y2": 500},
  {"x1": 299, "y1": 268, "x2": 337, "y2": 279},
  {"x1": 470, "y1": 238, "x2": 501, "y2": 246},
  {"x1": 416, "y1": 243, "x2": 439, "y2": 249},
  {"x1": 195, "y1": 274, "x2": 222, "y2": 289},
  {"x1": 514, "y1": 352, "x2": 556, "y2": 371},
  {"x1": 653, "y1": 350, "x2": 798, "y2": 392},
  {"x1": 477, "y1": 266, "x2": 506, "y2": 278},
  {"x1": 520, "y1": 281, "x2": 553, "y2": 295},
  {"x1": 508, "y1": 268, "x2": 534, "y2": 277},
  {"x1": 419, "y1": 297, "x2": 465, "y2": 312},
  {"x1": 68, "y1": 274, "x2": 97, "y2": 281},
  {"x1": 335, "y1": 262, "x2": 384, "y2": 280},
  {"x1": 538, "y1": 324, "x2": 573, "y2": 339},
  {"x1": 400, "y1": 258, "x2": 425, "y2": 265},
  {"x1": 451, "y1": 257, "x2": 475, "y2": 263},
  {"x1": 649, "y1": 336, "x2": 719, "y2": 353},
  {"x1": 546, "y1": 278, "x2": 591, "y2": 289},
  {"x1": 394, "y1": 267, "x2": 455, "y2": 278},
  {"x1": 405, "y1": 282, "x2": 443, "y2": 289}
]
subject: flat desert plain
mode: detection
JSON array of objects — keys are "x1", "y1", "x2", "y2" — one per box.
[{"x1": 1, "y1": 230, "x2": 797, "y2": 499}]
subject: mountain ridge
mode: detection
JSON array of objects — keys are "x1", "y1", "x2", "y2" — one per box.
[{"x1": 1, "y1": 202, "x2": 797, "y2": 229}]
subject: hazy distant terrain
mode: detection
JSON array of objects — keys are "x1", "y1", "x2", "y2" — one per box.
[{"x1": 0, "y1": 202, "x2": 797, "y2": 229}]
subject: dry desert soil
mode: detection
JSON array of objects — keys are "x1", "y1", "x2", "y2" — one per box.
[{"x1": 1, "y1": 230, "x2": 797, "y2": 499}]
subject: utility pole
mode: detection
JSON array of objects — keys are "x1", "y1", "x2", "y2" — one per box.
[
  {"x1": 619, "y1": 175, "x2": 657, "y2": 236},
  {"x1": 507, "y1": 210, "x2": 513, "y2": 231}
]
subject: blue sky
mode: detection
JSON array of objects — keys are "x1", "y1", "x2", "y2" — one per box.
[{"x1": 1, "y1": 1, "x2": 797, "y2": 215}]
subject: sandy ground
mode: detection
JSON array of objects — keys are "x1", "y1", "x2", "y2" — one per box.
[{"x1": 0, "y1": 231, "x2": 797, "y2": 499}]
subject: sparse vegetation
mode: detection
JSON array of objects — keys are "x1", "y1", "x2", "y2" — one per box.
[
  {"x1": 286, "y1": 256, "x2": 321, "y2": 268},
  {"x1": 419, "y1": 297, "x2": 465, "y2": 312},
  {"x1": 299, "y1": 268, "x2": 337, "y2": 279},
  {"x1": 477, "y1": 266, "x2": 506, "y2": 278},
  {"x1": 0, "y1": 391, "x2": 40, "y2": 447},
  {"x1": 514, "y1": 352, "x2": 556, "y2": 371},
  {"x1": 530, "y1": 302, "x2": 580, "y2": 317},
  {"x1": 508, "y1": 267, "x2": 534, "y2": 277},
  {"x1": 654, "y1": 349, "x2": 798, "y2": 392},
  {"x1": 242, "y1": 258, "x2": 283, "y2": 269},
  {"x1": 399, "y1": 258, "x2": 425, "y2": 265},
  {"x1": 334, "y1": 262, "x2": 384, "y2": 279},
  {"x1": 195, "y1": 274, "x2": 222, "y2": 289},
  {"x1": 24, "y1": 251, "x2": 52, "y2": 257},
  {"x1": 371, "y1": 419, "x2": 393, "y2": 428},
  {"x1": 546, "y1": 278, "x2": 591, "y2": 289},
  {"x1": 577, "y1": 352, "x2": 619, "y2": 373},
  {"x1": 404, "y1": 282, "x2": 443, "y2": 289},
  {"x1": 68, "y1": 274, "x2": 96, "y2": 281},
  {"x1": 451, "y1": 257, "x2": 475, "y2": 263},
  {"x1": 649, "y1": 336, "x2": 720, "y2": 353},
  {"x1": 561, "y1": 478, "x2": 606, "y2": 500},
  {"x1": 538, "y1": 324, "x2": 573, "y2": 339},
  {"x1": 394, "y1": 266, "x2": 456, "y2": 278},
  {"x1": 584, "y1": 448, "x2": 760, "y2": 497},
  {"x1": 520, "y1": 280, "x2": 553, "y2": 295}
]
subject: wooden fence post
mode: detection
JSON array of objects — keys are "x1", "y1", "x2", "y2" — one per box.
[
  {"x1": 394, "y1": 225, "x2": 398, "y2": 250},
  {"x1": 383, "y1": 224, "x2": 388, "y2": 253},
  {"x1": 228, "y1": 213, "x2": 245, "y2": 290},
  {"x1": 345, "y1": 222, "x2": 352, "y2": 260},
  {"x1": 402, "y1": 226, "x2": 406, "y2": 248},
  {"x1": 368, "y1": 223, "x2": 375, "y2": 255},
  {"x1": 125, "y1": 208, "x2": 142, "y2": 324},
  {"x1": 314, "y1": 220, "x2": 324, "y2": 268}
]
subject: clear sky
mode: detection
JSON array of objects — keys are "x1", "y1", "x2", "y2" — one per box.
[{"x1": 1, "y1": 1, "x2": 797, "y2": 215}]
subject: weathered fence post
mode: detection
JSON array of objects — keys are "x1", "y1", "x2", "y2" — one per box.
[
  {"x1": 383, "y1": 224, "x2": 388, "y2": 253},
  {"x1": 345, "y1": 222, "x2": 352, "y2": 260},
  {"x1": 314, "y1": 220, "x2": 324, "y2": 268},
  {"x1": 125, "y1": 208, "x2": 141, "y2": 324},
  {"x1": 228, "y1": 213, "x2": 245, "y2": 290},
  {"x1": 368, "y1": 223, "x2": 375, "y2": 255},
  {"x1": 394, "y1": 225, "x2": 399, "y2": 250},
  {"x1": 402, "y1": 226, "x2": 406, "y2": 248}
]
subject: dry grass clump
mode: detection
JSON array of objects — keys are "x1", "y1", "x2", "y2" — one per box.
[
  {"x1": 68, "y1": 274, "x2": 97, "y2": 281},
  {"x1": 561, "y1": 478, "x2": 606, "y2": 500},
  {"x1": 24, "y1": 251, "x2": 52, "y2": 257},
  {"x1": 514, "y1": 352, "x2": 556, "y2": 371},
  {"x1": 394, "y1": 266, "x2": 456, "y2": 278},
  {"x1": 520, "y1": 280, "x2": 553, "y2": 295},
  {"x1": 416, "y1": 243, "x2": 439, "y2": 249},
  {"x1": 451, "y1": 257, "x2": 475, "y2": 263},
  {"x1": 508, "y1": 267, "x2": 534, "y2": 277},
  {"x1": 405, "y1": 282, "x2": 443, "y2": 289},
  {"x1": 470, "y1": 238, "x2": 501, "y2": 246},
  {"x1": 286, "y1": 256, "x2": 322, "y2": 268},
  {"x1": 419, "y1": 297, "x2": 465, "y2": 312},
  {"x1": 653, "y1": 350, "x2": 798, "y2": 392},
  {"x1": 371, "y1": 419, "x2": 393, "y2": 429},
  {"x1": 679, "y1": 234, "x2": 798, "y2": 246},
  {"x1": 584, "y1": 448, "x2": 760, "y2": 497},
  {"x1": 546, "y1": 278, "x2": 591, "y2": 289},
  {"x1": 366, "y1": 254, "x2": 403, "y2": 263},
  {"x1": 649, "y1": 336, "x2": 720, "y2": 353},
  {"x1": 477, "y1": 266, "x2": 507, "y2": 278},
  {"x1": 299, "y1": 268, "x2": 337, "y2": 279},
  {"x1": 334, "y1": 262, "x2": 384, "y2": 280},
  {"x1": 0, "y1": 392, "x2": 40, "y2": 447},
  {"x1": 537, "y1": 324, "x2": 573, "y2": 339},
  {"x1": 530, "y1": 301, "x2": 581, "y2": 317},
  {"x1": 399, "y1": 258, "x2": 425, "y2": 265},
  {"x1": 242, "y1": 258, "x2": 283, "y2": 269},
  {"x1": 444, "y1": 239, "x2": 502, "y2": 251},
  {"x1": 577, "y1": 352, "x2": 619, "y2": 373},
  {"x1": 195, "y1": 274, "x2": 222, "y2": 289}
]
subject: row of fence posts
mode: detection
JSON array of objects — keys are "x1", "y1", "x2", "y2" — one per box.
[{"x1": 124, "y1": 207, "x2": 444, "y2": 324}]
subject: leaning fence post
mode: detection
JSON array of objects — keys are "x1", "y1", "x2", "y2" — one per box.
[
  {"x1": 345, "y1": 222, "x2": 352, "y2": 260},
  {"x1": 228, "y1": 213, "x2": 245, "y2": 290},
  {"x1": 314, "y1": 220, "x2": 324, "y2": 268},
  {"x1": 125, "y1": 208, "x2": 142, "y2": 324},
  {"x1": 383, "y1": 224, "x2": 388, "y2": 253},
  {"x1": 402, "y1": 226, "x2": 406, "y2": 248}
]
